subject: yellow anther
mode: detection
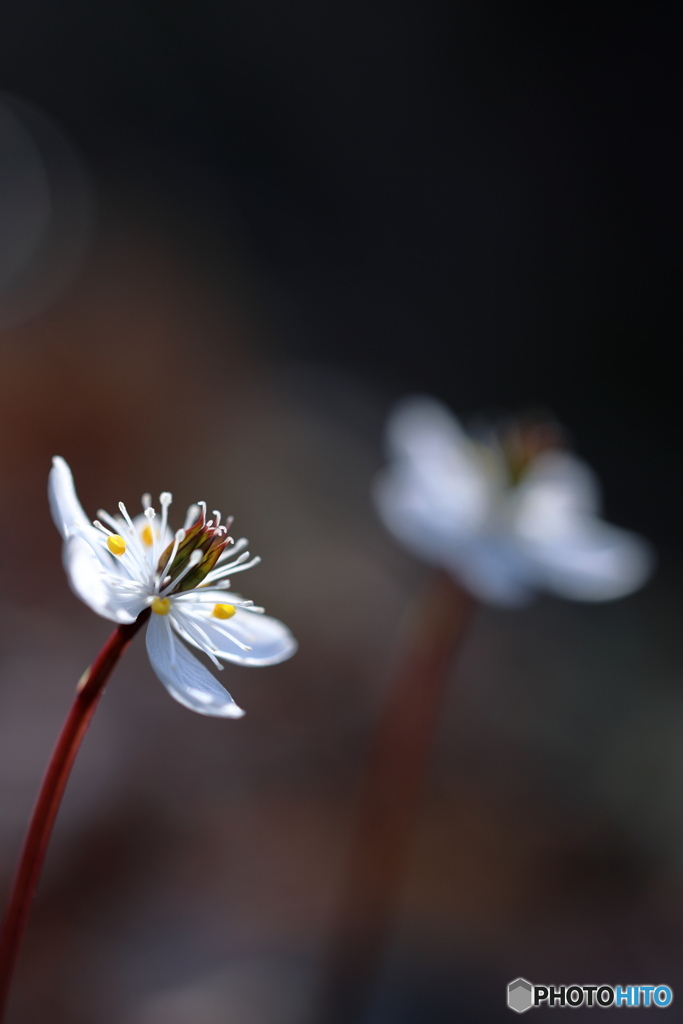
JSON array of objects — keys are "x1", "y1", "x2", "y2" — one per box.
[
  {"x1": 151, "y1": 597, "x2": 171, "y2": 615},
  {"x1": 107, "y1": 535, "x2": 127, "y2": 557},
  {"x1": 141, "y1": 524, "x2": 154, "y2": 547},
  {"x1": 212, "y1": 603, "x2": 236, "y2": 620}
]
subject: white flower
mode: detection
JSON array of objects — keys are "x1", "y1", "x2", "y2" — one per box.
[
  {"x1": 49, "y1": 457, "x2": 297, "y2": 717},
  {"x1": 374, "y1": 396, "x2": 654, "y2": 606}
]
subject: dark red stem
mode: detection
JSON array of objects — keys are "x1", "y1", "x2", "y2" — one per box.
[
  {"x1": 0, "y1": 609, "x2": 150, "y2": 1021},
  {"x1": 317, "y1": 572, "x2": 475, "y2": 1023}
]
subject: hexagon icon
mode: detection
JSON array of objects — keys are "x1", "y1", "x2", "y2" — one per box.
[{"x1": 507, "y1": 978, "x2": 533, "y2": 1013}]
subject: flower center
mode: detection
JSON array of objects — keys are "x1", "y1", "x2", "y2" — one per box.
[
  {"x1": 212, "y1": 603, "x2": 236, "y2": 619},
  {"x1": 107, "y1": 535, "x2": 127, "y2": 556},
  {"x1": 156, "y1": 502, "x2": 231, "y2": 593},
  {"x1": 500, "y1": 418, "x2": 563, "y2": 486},
  {"x1": 151, "y1": 597, "x2": 171, "y2": 615}
]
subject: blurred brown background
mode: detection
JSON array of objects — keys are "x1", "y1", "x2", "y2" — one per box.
[{"x1": 1, "y1": 3, "x2": 682, "y2": 1022}]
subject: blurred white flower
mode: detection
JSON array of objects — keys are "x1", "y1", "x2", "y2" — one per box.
[
  {"x1": 374, "y1": 397, "x2": 654, "y2": 606},
  {"x1": 49, "y1": 457, "x2": 297, "y2": 717}
]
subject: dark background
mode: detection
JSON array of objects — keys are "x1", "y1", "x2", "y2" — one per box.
[
  {"x1": 0, "y1": 3, "x2": 682, "y2": 1022},
  {"x1": 2, "y1": 1, "x2": 680, "y2": 536}
]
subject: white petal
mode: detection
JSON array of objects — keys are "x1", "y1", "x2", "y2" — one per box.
[
  {"x1": 172, "y1": 597, "x2": 298, "y2": 667},
  {"x1": 49, "y1": 456, "x2": 93, "y2": 540},
  {"x1": 375, "y1": 483, "x2": 538, "y2": 604},
  {"x1": 63, "y1": 535, "x2": 141, "y2": 623},
  {"x1": 373, "y1": 461, "x2": 491, "y2": 563},
  {"x1": 517, "y1": 518, "x2": 655, "y2": 601},
  {"x1": 512, "y1": 450, "x2": 602, "y2": 522},
  {"x1": 146, "y1": 615, "x2": 245, "y2": 718},
  {"x1": 131, "y1": 512, "x2": 173, "y2": 568},
  {"x1": 384, "y1": 395, "x2": 471, "y2": 464},
  {"x1": 375, "y1": 397, "x2": 499, "y2": 565}
]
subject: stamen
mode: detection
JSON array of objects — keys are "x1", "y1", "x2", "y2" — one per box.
[
  {"x1": 183, "y1": 504, "x2": 200, "y2": 530},
  {"x1": 225, "y1": 550, "x2": 252, "y2": 568},
  {"x1": 107, "y1": 535, "x2": 127, "y2": 557},
  {"x1": 109, "y1": 578, "x2": 146, "y2": 593},
  {"x1": 106, "y1": 505, "x2": 152, "y2": 581},
  {"x1": 93, "y1": 519, "x2": 114, "y2": 537},
  {"x1": 160, "y1": 549, "x2": 202, "y2": 595},
  {"x1": 204, "y1": 554, "x2": 261, "y2": 584},
  {"x1": 158, "y1": 529, "x2": 185, "y2": 584},
  {"x1": 144, "y1": 507, "x2": 156, "y2": 520},
  {"x1": 212, "y1": 603, "x2": 236, "y2": 620},
  {"x1": 175, "y1": 596, "x2": 265, "y2": 612},
  {"x1": 213, "y1": 510, "x2": 221, "y2": 529},
  {"x1": 118, "y1": 502, "x2": 135, "y2": 533},
  {"x1": 171, "y1": 616, "x2": 223, "y2": 668},
  {"x1": 141, "y1": 524, "x2": 154, "y2": 547},
  {"x1": 97, "y1": 509, "x2": 124, "y2": 533},
  {"x1": 141, "y1": 492, "x2": 152, "y2": 510},
  {"x1": 151, "y1": 597, "x2": 171, "y2": 615},
  {"x1": 216, "y1": 537, "x2": 247, "y2": 564},
  {"x1": 208, "y1": 621, "x2": 252, "y2": 652},
  {"x1": 220, "y1": 555, "x2": 261, "y2": 576},
  {"x1": 156, "y1": 493, "x2": 172, "y2": 563}
]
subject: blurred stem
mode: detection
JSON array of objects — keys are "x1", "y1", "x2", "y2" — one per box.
[
  {"x1": 0, "y1": 609, "x2": 150, "y2": 1021},
  {"x1": 317, "y1": 572, "x2": 475, "y2": 1024}
]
